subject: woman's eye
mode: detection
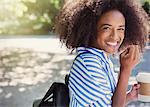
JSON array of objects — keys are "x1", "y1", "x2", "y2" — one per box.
[
  {"x1": 118, "y1": 28, "x2": 125, "y2": 31},
  {"x1": 103, "y1": 27, "x2": 110, "y2": 31}
]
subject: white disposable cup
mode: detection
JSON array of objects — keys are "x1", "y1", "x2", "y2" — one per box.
[{"x1": 136, "y1": 72, "x2": 150, "y2": 102}]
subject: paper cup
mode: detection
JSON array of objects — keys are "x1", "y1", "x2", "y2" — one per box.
[{"x1": 136, "y1": 72, "x2": 150, "y2": 102}]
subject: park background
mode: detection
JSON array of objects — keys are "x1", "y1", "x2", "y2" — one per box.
[{"x1": 0, "y1": 0, "x2": 150, "y2": 107}]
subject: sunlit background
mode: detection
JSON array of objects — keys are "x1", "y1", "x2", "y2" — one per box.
[
  {"x1": 0, "y1": 0, "x2": 149, "y2": 107},
  {"x1": 0, "y1": 0, "x2": 64, "y2": 35},
  {"x1": 0, "y1": 0, "x2": 149, "y2": 35}
]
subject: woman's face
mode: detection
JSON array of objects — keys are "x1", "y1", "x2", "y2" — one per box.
[{"x1": 96, "y1": 10, "x2": 125, "y2": 55}]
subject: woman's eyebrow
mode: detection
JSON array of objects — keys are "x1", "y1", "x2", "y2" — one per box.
[
  {"x1": 100, "y1": 24, "x2": 112, "y2": 27},
  {"x1": 98, "y1": 24, "x2": 112, "y2": 29},
  {"x1": 98, "y1": 24, "x2": 125, "y2": 29},
  {"x1": 119, "y1": 25, "x2": 125, "y2": 27}
]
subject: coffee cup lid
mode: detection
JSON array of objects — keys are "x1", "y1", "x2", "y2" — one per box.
[{"x1": 136, "y1": 72, "x2": 150, "y2": 83}]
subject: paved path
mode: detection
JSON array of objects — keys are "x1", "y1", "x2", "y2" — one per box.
[{"x1": 0, "y1": 36, "x2": 149, "y2": 107}]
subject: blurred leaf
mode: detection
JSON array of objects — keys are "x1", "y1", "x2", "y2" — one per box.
[
  {"x1": 0, "y1": 0, "x2": 64, "y2": 35},
  {"x1": 22, "y1": 0, "x2": 36, "y2": 3}
]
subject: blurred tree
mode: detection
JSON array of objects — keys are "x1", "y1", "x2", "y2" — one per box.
[
  {"x1": 0, "y1": 0, "x2": 149, "y2": 35},
  {"x1": 142, "y1": 1, "x2": 150, "y2": 16},
  {"x1": 0, "y1": 0, "x2": 64, "y2": 35}
]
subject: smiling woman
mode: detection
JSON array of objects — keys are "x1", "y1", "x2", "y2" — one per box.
[
  {"x1": 95, "y1": 10, "x2": 125, "y2": 54},
  {"x1": 55, "y1": 0, "x2": 149, "y2": 107},
  {"x1": 56, "y1": 0, "x2": 149, "y2": 52}
]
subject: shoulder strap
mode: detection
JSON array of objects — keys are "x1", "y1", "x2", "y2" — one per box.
[
  {"x1": 38, "y1": 83, "x2": 56, "y2": 106},
  {"x1": 65, "y1": 74, "x2": 70, "y2": 86}
]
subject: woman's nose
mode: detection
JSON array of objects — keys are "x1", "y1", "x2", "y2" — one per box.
[{"x1": 110, "y1": 29, "x2": 119, "y2": 40}]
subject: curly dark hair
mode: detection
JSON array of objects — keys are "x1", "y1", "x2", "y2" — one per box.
[{"x1": 55, "y1": 0, "x2": 149, "y2": 52}]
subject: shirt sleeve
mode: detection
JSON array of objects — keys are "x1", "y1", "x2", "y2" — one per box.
[{"x1": 70, "y1": 54, "x2": 113, "y2": 107}]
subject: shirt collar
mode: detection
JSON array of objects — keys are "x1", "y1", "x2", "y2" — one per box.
[{"x1": 77, "y1": 47, "x2": 109, "y2": 61}]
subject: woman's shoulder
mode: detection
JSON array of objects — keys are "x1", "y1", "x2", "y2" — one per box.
[
  {"x1": 74, "y1": 52, "x2": 105, "y2": 67},
  {"x1": 76, "y1": 52, "x2": 99, "y2": 61},
  {"x1": 80, "y1": 52, "x2": 107, "y2": 63}
]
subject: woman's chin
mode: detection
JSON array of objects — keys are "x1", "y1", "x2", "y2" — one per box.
[{"x1": 105, "y1": 48, "x2": 118, "y2": 55}]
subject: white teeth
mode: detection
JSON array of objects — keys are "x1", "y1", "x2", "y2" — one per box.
[{"x1": 107, "y1": 42, "x2": 117, "y2": 46}]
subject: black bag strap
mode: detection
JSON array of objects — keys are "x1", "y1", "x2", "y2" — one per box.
[
  {"x1": 38, "y1": 83, "x2": 56, "y2": 106},
  {"x1": 65, "y1": 74, "x2": 70, "y2": 86}
]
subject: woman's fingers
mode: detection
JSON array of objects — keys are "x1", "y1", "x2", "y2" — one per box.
[
  {"x1": 129, "y1": 45, "x2": 140, "y2": 64},
  {"x1": 133, "y1": 84, "x2": 140, "y2": 90},
  {"x1": 120, "y1": 48, "x2": 128, "y2": 57},
  {"x1": 133, "y1": 45, "x2": 137, "y2": 60},
  {"x1": 134, "y1": 45, "x2": 140, "y2": 64},
  {"x1": 121, "y1": 45, "x2": 133, "y2": 58},
  {"x1": 136, "y1": 45, "x2": 140, "y2": 63},
  {"x1": 120, "y1": 45, "x2": 141, "y2": 71}
]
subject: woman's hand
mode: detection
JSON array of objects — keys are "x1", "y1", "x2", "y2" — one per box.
[
  {"x1": 112, "y1": 45, "x2": 141, "y2": 107},
  {"x1": 120, "y1": 45, "x2": 140, "y2": 73},
  {"x1": 126, "y1": 84, "x2": 140, "y2": 103}
]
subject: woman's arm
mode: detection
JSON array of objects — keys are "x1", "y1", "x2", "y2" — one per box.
[{"x1": 112, "y1": 45, "x2": 140, "y2": 107}]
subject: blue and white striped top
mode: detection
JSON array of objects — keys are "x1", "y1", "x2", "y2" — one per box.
[{"x1": 68, "y1": 47, "x2": 118, "y2": 107}]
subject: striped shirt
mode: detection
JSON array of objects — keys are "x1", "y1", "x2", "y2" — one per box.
[{"x1": 68, "y1": 47, "x2": 118, "y2": 107}]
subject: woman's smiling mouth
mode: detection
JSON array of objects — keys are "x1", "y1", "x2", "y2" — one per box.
[{"x1": 107, "y1": 42, "x2": 118, "y2": 46}]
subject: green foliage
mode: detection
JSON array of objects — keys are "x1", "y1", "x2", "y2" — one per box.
[
  {"x1": 0, "y1": 0, "x2": 149, "y2": 35},
  {"x1": 0, "y1": 0, "x2": 64, "y2": 35},
  {"x1": 142, "y1": 1, "x2": 150, "y2": 16},
  {"x1": 141, "y1": 0, "x2": 150, "y2": 4}
]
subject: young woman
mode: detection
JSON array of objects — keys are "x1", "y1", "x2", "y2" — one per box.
[{"x1": 55, "y1": 0, "x2": 149, "y2": 106}]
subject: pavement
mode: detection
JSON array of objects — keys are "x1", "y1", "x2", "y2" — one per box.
[{"x1": 0, "y1": 36, "x2": 150, "y2": 107}]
